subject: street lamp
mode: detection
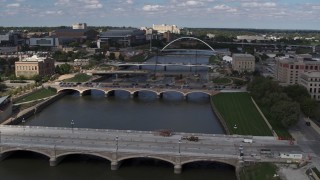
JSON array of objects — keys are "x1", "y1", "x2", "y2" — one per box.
[
  {"x1": 115, "y1": 136, "x2": 119, "y2": 152},
  {"x1": 233, "y1": 124, "x2": 237, "y2": 134},
  {"x1": 22, "y1": 118, "x2": 26, "y2": 131},
  {"x1": 178, "y1": 138, "x2": 182, "y2": 154},
  {"x1": 71, "y1": 120, "x2": 74, "y2": 133}
]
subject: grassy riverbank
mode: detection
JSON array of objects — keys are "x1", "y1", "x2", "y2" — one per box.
[
  {"x1": 15, "y1": 87, "x2": 57, "y2": 104},
  {"x1": 211, "y1": 93, "x2": 272, "y2": 136},
  {"x1": 240, "y1": 163, "x2": 280, "y2": 180}
]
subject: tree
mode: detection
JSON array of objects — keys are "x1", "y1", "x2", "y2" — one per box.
[
  {"x1": 109, "y1": 52, "x2": 115, "y2": 60},
  {"x1": 58, "y1": 63, "x2": 72, "y2": 75},
  {"x1": 271, "y1": 101, "x2": 300, "y2": 127}
]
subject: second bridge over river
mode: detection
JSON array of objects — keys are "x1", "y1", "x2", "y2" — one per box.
[{"x1": 53, "y1": 84, "x2": 220, "y2": 98}]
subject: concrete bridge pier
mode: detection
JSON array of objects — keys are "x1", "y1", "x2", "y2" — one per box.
[
  {"x1": 138, "y1": 65, "x2": 142, "y2": 70},
  {"x1": 49, "y1": 157, "x2": 65, "y2": 167},
  {"x1": 111, "y1": 161, "x2": 120, "y2": 171},
  {"x1": 131, "y1": 92, "x2": 138, "y2": 98},
  {"x1": 183, "y1": 95, "x2": 188, "y2": 101},
  {"x1": 164, "y1": 66, "x2": 167, "y2": 71},
  {"x1": 174, "y1": 164, "x2": 182, "y2": 174},
  {"x1": 107, "y1": 91, "x2": 115, "y2": 97},
  {"x1": 158, "y1": 93, "x2": 163, "y2": 99}
]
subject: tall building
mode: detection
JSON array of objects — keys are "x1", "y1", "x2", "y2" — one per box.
[
  {"x1": 72, "y1": 23, "x2": 87, "y2": 30},
  {"x1": 152, "y1": 24, "x2": 180, "y2": 34},
  {"x1": 232, "y1": 54, "x2": 255, "y2": 73},
  {"x1": 15, "y1": 55, "x2": 55, "y2": 78},
  {"x1": 300, "y1": 71, "x2": 320, "y2": 101},
  {"x1": 275, "y1": 55, "x2": 320, "y2": 85}
]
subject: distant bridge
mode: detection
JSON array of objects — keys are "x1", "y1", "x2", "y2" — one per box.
[
  {"x1": 54, "y1": 85, "x2": 218, "y2": 98},
  {"x1": 0, "y1": 125, "x2": 302, "y2": 174}
]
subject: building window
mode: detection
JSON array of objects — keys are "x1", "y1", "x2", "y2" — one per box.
[
  {"x1": 306, "y1": 66, "x2": 309, "y2": 70},
  {"x1": 290, "y1": 65, "x2": 293, "y2": 69},
  {"x1": 316, "y1": 66, "x2": 318, "y2": 70},
  {"x1": 311, "y1": 66, "x2": 314, "y2": 70}
]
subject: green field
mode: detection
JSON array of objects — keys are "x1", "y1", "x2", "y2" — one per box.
[
  {"x1": 212, "y1": 93, "x2": 272, "y2": 136},
  {"x1": 64, "y1": 73, "x2": 91, "y2": 82},
  {"x1": 16, "y1": 88, "x2": 57, "y2": 103},
  {"x1": 212, "y1": 77, "x2": 232, "y2": 84},
  {"x1": 240, "y1": 163, "x2": 280, "y2": 180}
]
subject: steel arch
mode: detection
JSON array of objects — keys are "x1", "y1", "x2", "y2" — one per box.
[{"x1": 161, "y1": 37, "x2": 215, "y2": 52}]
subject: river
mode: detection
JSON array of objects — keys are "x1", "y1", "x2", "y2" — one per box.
[{"x1": 0, "y1": 53, "x2": 237, "y2": 180}]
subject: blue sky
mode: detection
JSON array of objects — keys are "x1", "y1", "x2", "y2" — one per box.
[{"x1": 1, "y1": 0, "x2": 320, "y2": 30}]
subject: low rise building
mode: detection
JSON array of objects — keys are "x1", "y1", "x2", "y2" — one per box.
[
  {"x1": 0, "y1": 96, "x2": 12, "y2": 123},
  {"x1": 300, "y1": 71, "x2": 320, "y2": 101},
  {"x1": 74, "y1": 59, "x2": 89, "y2": 66},
  {"x1": 28, "y1": 38, "x2": 59, "y2": 47},
  {"x1": 98, "y1": 29, "x2": 145, "y2": 48},
  {"x1": 15, "y1": 55, "x2": 55, "y2": 78},
  {"x1": 232, "y1": 54, "x2": 255, "y2": 73}
]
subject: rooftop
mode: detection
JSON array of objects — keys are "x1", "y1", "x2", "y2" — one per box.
[
  {"x1": 302, "y1": 71, "x2": 320, "y2": 78},
  {"x1": 20, "y1": 55, "x2": 47, "y2": 62},
  {"x1": 233, "y1": 53, "x2": 254, "y2": 58}
]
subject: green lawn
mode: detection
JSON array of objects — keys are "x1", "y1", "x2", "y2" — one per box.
[
  {"x1": 240, "y1": 163, "x2": 280, "y2": 180},
  {"x1": 64, "y1": 73, "x2": 92, "y2": 82},
  {"x1": 16, "y1": 88, "x2": 57, "y2": 103},
  {"x1": 212, "y1": 77, "x2": 232, "y2": 84},
  {"x1": 212, "y1": 93, "x2": 272, "y2": 136}
]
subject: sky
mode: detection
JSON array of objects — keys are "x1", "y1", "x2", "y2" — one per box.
[{"x1": 1, "y1": 0, "x2": 320, "y2": 30}]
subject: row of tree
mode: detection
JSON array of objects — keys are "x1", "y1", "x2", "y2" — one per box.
[{"x1": 248, "y1": 76, "x2": 318, "y2": 127}]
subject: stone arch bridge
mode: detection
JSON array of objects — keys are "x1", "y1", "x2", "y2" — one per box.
[{"x1": 54, "y1": 85, "x2": 220, "y2": 98}]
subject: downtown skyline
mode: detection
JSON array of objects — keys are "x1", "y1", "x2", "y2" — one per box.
[{"x1": 1, "y1": 0, "x2": 320, "y2": 30}]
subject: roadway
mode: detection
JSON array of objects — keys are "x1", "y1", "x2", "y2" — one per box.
[{"x1": 0, "y1": 125, "x2": 301, "y2": 160}]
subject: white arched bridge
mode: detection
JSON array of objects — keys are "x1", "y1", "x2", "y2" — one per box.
[
  {"x1": 0, "y1": 125, "x2": 302, "y2": 174},
  {"x1": 161, "y1": 37, "x2": 216, "y2": 53},
  {"x1": 54, "y1": 85, "x2": 219, "y2": 98}
]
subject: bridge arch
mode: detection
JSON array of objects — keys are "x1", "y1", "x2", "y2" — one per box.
[
  {"x1": 159, "y1": 90, "x2": 185, "y2": 98},
  {"x1": 132, "y1": 90, "x2": 159, "y2": 97},
  {"x1": 1, "y1": 149, "x2": 51, "y2": 159},
  {"x1": 57, "y1": 88, "x2": 81, "y2": 95},
  {"x1": 82, "y1": 88, "x2": 106, "y2": 96},
  {"x1": 185, "y1": 91, "x2": 212, "y2": 97},
  {"x1": 181, "y1": 159, "x2": 237, "y2": 168},
  {"x1": 55, "y1": 152, "x2": 112, "y2": 163},
  {"x1": 106, "y1": 89, "x2": 133, "y2": 96},
  {"x1": 161, "y1": 37, "x2": 215, "y2": 53},
  {"x1": 118, "y1": 155, "x2": 175, "y2": 166}
]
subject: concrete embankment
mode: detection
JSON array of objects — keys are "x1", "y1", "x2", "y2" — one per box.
[
  {"x1": 209, "y1": 96, "x2": 230, "y2": 135},
  {"x1": 3, "y1": 92, "x2": 68, "y2": 125}
]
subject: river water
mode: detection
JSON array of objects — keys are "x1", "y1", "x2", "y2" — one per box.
[{"x1": 0, "y1": 53, "x2": 237, "y2": 180}]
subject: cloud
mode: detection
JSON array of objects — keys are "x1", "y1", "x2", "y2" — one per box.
[
  {"x1": 55, "y1": 0, "x2": 103, "y2": 9},
  {"x1": 6, "y1": 3, "x2": 20, "y2": 8},
  {"x1": 142, "y1": 4, "x2": 163, "y2": 11},
  {"x1": 242, "y1": 2, "x2": 276, "y2": 8}
]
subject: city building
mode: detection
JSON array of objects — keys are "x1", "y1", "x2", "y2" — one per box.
[
  {"x1": 74, "y1": 59, "x2": 90, "y2": 66},
  {"x1": 28, "y1": 38, "x2": 59, "y2": 47},
  {"x1": 72, "y1": 23, "x2": 87, "y2": 30},
  {"x1": 50, "y1": 28, "x2": 98, "y2": 44},
  {"x1": 275, "y1": 55, "x2": 320, "y2": 85},
  {"x1": 152, "y1": 24, "x2": 180, "y2": 34},
  {"x1": 300, "y1": 71, "x2": 320, "y2": 101},
  {"x1": 232, "y1": 54, "x2": 255, "y2": 73},
  {"x1": 15, "y1": 55, "x2": 55, "y2": 78},
  {"x1": 0, "y1": 31, "x2": 23, "y2": 46},
  {"x1": 236, "y1": 35, "x2": 267, "y2": 42},
  {"x1": 0, "y1": 95, "x2": 12, "y2": 123},
  {"x1": 98, "y1": 29, "x2": 145, "y2": 48}
]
